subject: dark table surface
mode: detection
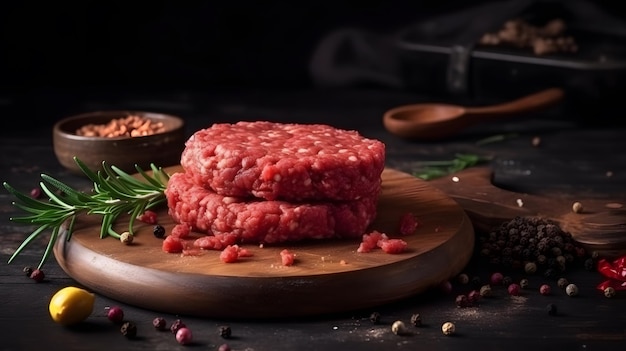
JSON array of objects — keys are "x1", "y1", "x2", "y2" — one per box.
[{"x1": 1, "y1": 87, "x2": 626, "y2": 351}]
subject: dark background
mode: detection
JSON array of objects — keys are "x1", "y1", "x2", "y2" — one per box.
[{"x1": 1, "y1": 1, "x2": 626, "y2": 126}]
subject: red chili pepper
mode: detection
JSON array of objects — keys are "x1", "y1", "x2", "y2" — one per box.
[{"x1": 596, "y1": 257, "x2": 626, "y2": 291}]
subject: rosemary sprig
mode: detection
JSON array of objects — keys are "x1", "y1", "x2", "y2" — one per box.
[
  {"x1": 413, "y1": 153, "x2": 492, "y2": 180},
  {"x1": 3, "y1": 157, "x2": 170, "y2": 269}
]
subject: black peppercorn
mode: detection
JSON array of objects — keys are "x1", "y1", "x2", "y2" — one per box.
[
  {"x1": 23, "y1": 266, "x2": 33, "y2": 277},
  {"x1": 170, "y1": 319, "x2": 186, "y2": 334},
  {"x1": 369, "y1": 312, "x2": 381, "y2": 324},
  {"x1": 470, "y1": 275, "x2": 482, "y2": 288},
  {"x1": 584, "y1": 258, "x2": 595, "y2": 271},
  {"x1": 153, "y1": 225, "x2": 166, "y2": 238},
  {"x1": 455, "y1": 294, "x2": 470, "y2": 308},
  {"x1": 502, "y1": 276, "x2": 513, "y2": 287},
  {"x1": 219, "y1": 325, "x2": 232, "y2": 339},
  {"x1": 152, "y1": 317, "x2": 167, "y2": 331},
  {"x1": 546, "y1": 303, "x2": 557, "y2": 316},
  {"x1": 120, "y1": 321, "x2": 137, "y2": 338},
  {"x1": 410, "y1": 313, "x2": 422, "y2": 327}
]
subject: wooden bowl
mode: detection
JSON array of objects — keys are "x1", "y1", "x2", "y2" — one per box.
[{"x1": 53, "y1": 110, "x2": 186, "y2": 175}]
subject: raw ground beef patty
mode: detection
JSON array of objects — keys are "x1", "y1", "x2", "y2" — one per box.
[
  {"x1": 180, "y1": 121, "x2": 386, "y2": 201},
  {"x1": 165, "y1": 172, "x2": 378, "y2": 244}
]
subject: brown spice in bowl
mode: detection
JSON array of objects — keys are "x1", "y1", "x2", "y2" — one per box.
[{"x1": 76, "y1": 115, "x2": 167, "y2": 138}]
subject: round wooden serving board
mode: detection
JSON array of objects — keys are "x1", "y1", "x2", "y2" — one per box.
[{"x1": 54, "y1": 167, "x2": 474, "y2": 319}]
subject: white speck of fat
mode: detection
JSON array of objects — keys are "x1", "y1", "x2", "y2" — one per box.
[
  {"x1": 452, "y1": 176, "x2": 460, "y2": 182},
  {"x1": 516, "y1": 198, "x2": 524, "y2": 207}
]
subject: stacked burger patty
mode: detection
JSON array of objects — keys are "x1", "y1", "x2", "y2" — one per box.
[{"x1": 165, "y1": 121, "x2": 386, "y2": 244}]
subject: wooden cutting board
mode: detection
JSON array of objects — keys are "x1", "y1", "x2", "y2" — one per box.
[
  {"x1": 429, "y1": 166, "x2": 626, "y2": 258},
  {"x1": 53, "y1": 167, "x2": 474, "y2": 319}
]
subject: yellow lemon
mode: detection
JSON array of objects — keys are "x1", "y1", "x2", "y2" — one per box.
[{"x1": 49, "y1": 286, "x2": 95, "y2": 326}]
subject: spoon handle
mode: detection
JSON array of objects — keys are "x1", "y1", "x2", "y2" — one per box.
[{"x1": 465, "y1": 88, "x2": 564, "y2": 117}]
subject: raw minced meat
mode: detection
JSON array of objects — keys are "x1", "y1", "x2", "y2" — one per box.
[
  {"x1": 165, "y1": 172, "x2": 378, "y2": 244},
  {"x1": 180, "y1": 121, "x2": 385, "y2": 201}
]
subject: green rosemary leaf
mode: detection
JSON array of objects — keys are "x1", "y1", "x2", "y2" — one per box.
[
  {"x1": 38, "y1": 227, "x2": 60, "y2": 269},
  {"x1": 3, "y1": 182, "x2": 54, "y2": 211},
  {"x1": 413, "y1": 153, "x2": 492, "y2": 180},
  {"x1": 7, "y1": 224, "x2": 51, "y2": 264},
  {"x1": 66, "y1": 215, "x2": 76, "y2": 242},
  {"x1": 475, "y1": 133, "x2": 518, "y2": 145},
  {"x1": 74, "y1": 157, "x2": 100, "y2": 181},
  {"x1": 40, "y1": 175, "x2": 93, "y2": 204}
]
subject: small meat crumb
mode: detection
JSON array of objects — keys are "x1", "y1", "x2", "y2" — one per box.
[{"x1": 280, "y1": 249, "x2": 296, "y2": 266}]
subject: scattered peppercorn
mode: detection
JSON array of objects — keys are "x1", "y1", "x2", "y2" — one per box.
[
  {"x1": 565, "y1": 283, "x2": 579, "y2": 297},
  {"x1": 557, "y1": 277, "x2": 569, "y2": 289},
  {"x1": 176, "y1": 327, "x2": 193, "y2": 345},
  {"x1": 584, "y1": 258, "x2": 595, "y2": 271},
  {"x1": 30, "y1": 269, "x2": 45, "y2": 282},
  {"x1": 467, "y1": 290, "x2": 481, "y2": 305},
  {"x1": 218, "y1": 344, "x2": 232, "y2": 351},
  {"x1": 369, "y1": 312, "x2": 381, "y2": 324},
  {"x1": 502, "y1": 276, "x2": 513, "y2": 287},
  {"x1": 572, "y1": 202, "x2": 583, "y2": 213},
  {"x1": 546, "y1": 303, "x2": 558, "y2": 316},
  {"x1": 152, "y1": 317, "x2": 167, "y2": 331},
  {"x1": 170, "y1": 319, "x2": 186, "y2": 334},
  {"x1": 519, "y1": 278, "x2": 530, "y2": 289},
  {"x1": 153, "y1": 225, "x2": 166, "y2": 238},
  {"x1": 391, "y1": 320, "x2": 408, "y2": 335},
  {"x1": 23, "y1": 266, "x2": 33, "y2": 277},
  {"x1": 479, "y1": 284, "x2": 492, "y2": 297},
  {"x1": 105, "y1": 306, "x2": 125, "y2": 324},
  {"x1": 507, "y1": 283, "x2": 521, "y2": 296},
  {"x1": 455, "y1": 294, "x2": 470, "y2": 308},
  {"x1": 539, "y1": 284, "x2": 551, "y2": 296},
  {"x1": 441, "y1": 321, "x2": 456, "y2": 336},
  {"x1": 544, "y1": 268, "x2": 557, "y2": 279},
  {"x1": 30, "y1": 187, "x2": 42, "y2": 199},
  {"x1": 120, "y1": 231, "x2": 133, "y2": 245},
  {"x1": 531, "y1": 136, "x2": 541, "y2": 147},
  {"x1": 524, "y1": 262, "x2": 537, "y2": 274},
  {"x1": 457, "y1": 273, "x2": 469, "y2": 285},
  {"x1": 490, "y1": 272, "x2": 504, "y2": 285},
  {"x1": 219, "y1": 325, "x2": 232, "y2": 339},
  {"x1": 470, "y1": 275, "x2": 482, "y2": 288},
  {"x1": 604, "y1": 287, "x2": 616, "y2": 298},
  {"x1": 120, "y1": 321, "x2": 137, "y2": 338},
  {"x1": 410, "y1": 313, "x2": 422, "y2": 327}
]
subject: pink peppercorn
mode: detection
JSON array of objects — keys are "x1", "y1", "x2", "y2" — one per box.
[
  {"x1": 218, "y1": 344, "x2": 231, "y2": 351},
  {"x1": 29, "y1": 269, "x2": 45, "y2": 283},
  {"x1": 175, "y1": 327, "x2": 193, "y2": 345},
  {"x1": 539, "y1": 284, "x2": 551, "y2": 296},
  {"x1": 467, "y1": 290, "x2": 481, "y2": 304},
  {"x1": 490, "y1": 272, "x2": 504, "y2": 285},
  {"x1": 30, "y1": 187, "x2": 42, "y2": 199},
  {"x1": 105, "y1": 306, "x2": 125, "y2": 324},
  {"x1": 507, "y1": 283, "x2": 521, "y2": 296}
]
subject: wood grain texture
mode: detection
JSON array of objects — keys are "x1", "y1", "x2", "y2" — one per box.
[
  {"x1": 430, "y1": 166, "x2": 626, "y2": 257},
  {"x1": 53, "y1": 168, "x2": 474, "y2": 319}
]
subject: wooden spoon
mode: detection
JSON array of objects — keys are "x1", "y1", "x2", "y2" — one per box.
[{"x1": 383, "y1": 88, "x2": 564, "y2": 140}]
